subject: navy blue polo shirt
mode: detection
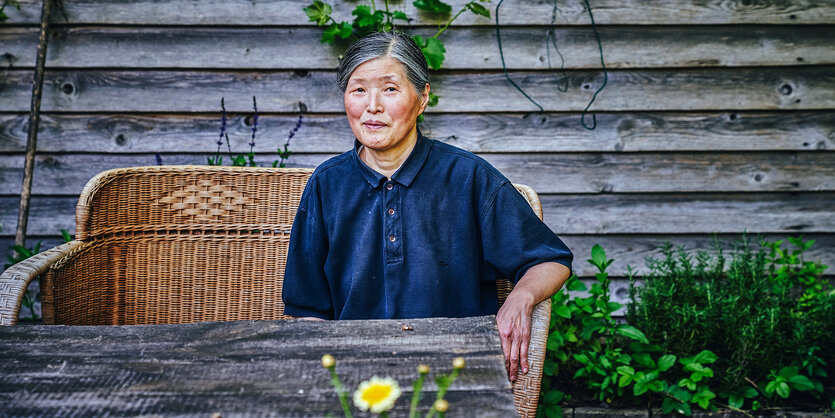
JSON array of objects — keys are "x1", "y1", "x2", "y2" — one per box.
[{"x1": 282, "y1": 132, "x2": 573, "y2": 320}]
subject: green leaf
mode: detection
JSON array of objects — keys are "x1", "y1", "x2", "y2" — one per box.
[
  {"x1": 321, "y1": 22, "x2": 353, "y2": 43},
  {"x1": 391, "y1": 11, "x2": 410, "y2": 21},
  {"x1": 466, "y1": 2, "x2": 490, "y2": 17},
  {"x1": 567, "y1": 278, "x2": 587, "y2": 291},
  {"x1": 413, "y1": 0, "x2": 452, "y2": 13},
  {"x1": 614, "y1": 325, "x2": 649, "y2": 344},
  {"x1": 618, "y1": 374, "x2": 633, "y2": 387},
  {"x1": 590, "y1": 244, "x2": 606, "y2": 268},
  {"x1": 633, "y1": 352, "x2": 653, "y2": 367},
  {"x1": 352, "y1": 5, "x2": 378, "y2": 27},
  {"x1": 775, "y1": 381, "x2": 790, "y2": 398},
  {"x1": 61, "y1": 229, "x2": 73, "y2": 243},
  {"x1": 729, "y1": 395, "x2": 744, "y2": 409},
  {"x1": 554, "y1": 305, "x2": 571, "y2": 319},
  {"x1": 573, "y1": 353, "x2": 590, "y2": 365},
  {"x1": 11, "y1": 245, "x2": 33, "y2": 258},
  {"x1": 789, "y1": 374, "x2": 815, "y2": 391},
  {"x1": 412, "y1": 35, "x2": 446, "y2": 70},
  {"x1": 743, "y1": 387, "x2": 759, "y2": 398},
  {"x1": 544, "y1": 404, "x2": 562, "y2": 418},
  {"x1": 693, "y1": 350, "x2": 718, "y2": 365},
  {"x1": 304, "y1": 0, "x2": 333, "y2": 25},
  {"x1": 657, "y1": 354, "x2": 676, "y2": 372},
  {"x1": 679, "y1": 378, "x2": 696, "y2": 391},
  {"x1": 543, "y1": 389, "x2": 564, "y2": 404},
  {"x1": 427, "y1": 91, "x2": 440, "y2": 107},
  {"x1": 617, "y1": 366, "x2": 635, "y2": 376},
  {"x1": 606, "y1": 301, "x2": 622, "y2": 312}
]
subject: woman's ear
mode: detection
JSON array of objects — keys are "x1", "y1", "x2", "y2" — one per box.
[{"x1": 419, "y1": 83, "x2": 430, "y2": 113}]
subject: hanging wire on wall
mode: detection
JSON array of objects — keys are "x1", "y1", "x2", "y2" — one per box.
[
  {"x1": 494, "y1": 0, "x2": 608, "y2": 130},
  {"x1": 546, "y1": 0, "x2": 568, "y2": 93},
  {"x1": 580, "y1": 0, "x2": 607, "y2": 130},
  {"x1": 495, "y1": 0, "x2": 543, "y2": 111}
]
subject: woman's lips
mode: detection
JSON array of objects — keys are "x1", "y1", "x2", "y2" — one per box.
[{"x1": 364, "y1": 121, "x2": 386, "y2": 130}]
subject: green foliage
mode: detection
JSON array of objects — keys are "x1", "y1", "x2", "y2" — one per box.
[
  {"x1": 0, "y1": 0, "x2": 21, "y2": 22},
  {"x1": 626, "y1": 235, "x2": 833, "y2": 409},
  {"x1": 539, "y1": 238, "x2": 832, "y2": 416},
  {"x1": 303, "y1": 0, "x2": 491, "y2": 110}
]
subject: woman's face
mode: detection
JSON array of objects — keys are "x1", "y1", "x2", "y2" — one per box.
[{"x1": 344, "y1": 57, "x2": 429, "y2": 154}]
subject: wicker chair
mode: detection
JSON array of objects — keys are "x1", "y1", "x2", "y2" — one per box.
[{"x1": 0, "y1": 165, "x2": 551, "y2": 417}]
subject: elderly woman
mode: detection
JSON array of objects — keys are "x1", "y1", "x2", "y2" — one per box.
[{"x1": 283, "y1": 31, "x2": 573, "y2": 381}]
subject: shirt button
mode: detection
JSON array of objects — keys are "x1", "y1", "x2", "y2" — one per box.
[
  {"x1": 388, "y1": 208, "x2": 395, "y2": 215},
  {"x1": 389, "y1": 235, "x2": 396, "y2": 242},
  {"x1": 386, "y1": 183, "x2": 393, "y2": 191}
]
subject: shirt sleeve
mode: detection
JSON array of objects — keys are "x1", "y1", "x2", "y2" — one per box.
[
  {"x1": 282, "y1": 179, "x2": 334, "y2": 319},
  {"x1": 480, "y1": 182, "x2": 573, "y2": 284}
]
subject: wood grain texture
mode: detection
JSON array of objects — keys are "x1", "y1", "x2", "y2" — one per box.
[
  {"x1": 6, "y1": 0, "x2": 834, "y2": 25},
  {"x1": 1, "y1": 152, "x2": 832, "y2": 195},
  {"x1": 4, "y1": 26, "x2": 834, "y2": 70},
  {"x1": 2, "y1": 112, "x2": 833, "y2": 153},
  {"x1": 2, "y1": 193, "x2": 832, "y2": 237},
  {"x1": 0, "y1": 316, "x2": 517, "y2": 416},
  {"x1": 1, "y1": 67, "x2": 833, "y2": 112},
  {"x1": 541, "y1": 192, "x2": 835, "y2": 234},
  {"x1": 6, "y1": 234, "x2": 832, "y2": 279}
]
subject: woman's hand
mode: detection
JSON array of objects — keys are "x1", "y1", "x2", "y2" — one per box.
[
  {"x1": 497, "y1": 262, "x2": 571, "y2": 381},
  {"x1": 497, "y1": 289, "x2": 535, "y2": 381}
]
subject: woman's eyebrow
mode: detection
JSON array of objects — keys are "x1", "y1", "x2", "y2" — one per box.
[{"x1": 350, "y1": 74, "x2": 400, "y2": 84}]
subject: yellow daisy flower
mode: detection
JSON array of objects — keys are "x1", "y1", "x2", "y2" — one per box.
[{"x1": 353, "y1": 376, "x2": 401, "y2": 414}]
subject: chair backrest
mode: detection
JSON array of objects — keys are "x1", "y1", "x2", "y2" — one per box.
[{"x1": 43, "y1": 166, "x2": 313, "y2": 325}]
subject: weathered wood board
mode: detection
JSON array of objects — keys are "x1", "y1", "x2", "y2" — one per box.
[
  {"x1": 5, "y1": 0, "x2": 833, "y2": 25},
  {"x1": 2, "y1": 192, "x2": 832, "y2": 238},
  {"x1": 1, "y1": 152, "x2": 832, "y2": 195},
  {"x1": 4, "y1": 26, "x2": 834, "y2": 70},
  {"x1": 0, "y1": 316, "x2": 516, "y2": 417},
  {"x1": 1, "y1": 112, "x2": 834, "y2": 153},
  {"x1": 1, "y1": 68, "x2": 833, "y2": 112}
]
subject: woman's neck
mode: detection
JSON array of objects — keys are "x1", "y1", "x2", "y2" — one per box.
[{"x1": 359, "y1": 130, "x2": 419, "y2": 180}]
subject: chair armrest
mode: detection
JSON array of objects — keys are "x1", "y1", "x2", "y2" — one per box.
[
  {"x1": 512, "y1": 296, "x2": 552, "y2": 418},
  {"x1": 0, "y1": 240, "x2": 85, "y2": 325}
]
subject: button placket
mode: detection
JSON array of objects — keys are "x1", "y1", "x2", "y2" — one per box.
[{"x1": 383, "y1": 181, "x2": 402, "y2": 263}]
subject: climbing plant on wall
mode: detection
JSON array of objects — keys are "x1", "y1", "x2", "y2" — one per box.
[{"x1": 303, "y1": 0, "x2": 491, "y2": 113}]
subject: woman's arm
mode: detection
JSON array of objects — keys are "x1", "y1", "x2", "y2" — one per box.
[{"x1": 496, "y1": 261, "x2": 571, "y2": 381}]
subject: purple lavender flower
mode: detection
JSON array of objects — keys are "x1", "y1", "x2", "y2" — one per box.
[
  {"x1": 249, "y1": 95, "x2": 258, "y2": 151},
  {"x1": 218, "y1": 97, "x2": 227, "y2": 148}
]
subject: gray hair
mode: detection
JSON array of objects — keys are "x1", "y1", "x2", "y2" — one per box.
[{"x1": 337, "y1": 31, "x2": 430, "y2": 96}]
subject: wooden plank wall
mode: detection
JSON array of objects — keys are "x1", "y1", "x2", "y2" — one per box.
[{"x1": 1, "y1": 1, "x2": 834, "y2": 313}]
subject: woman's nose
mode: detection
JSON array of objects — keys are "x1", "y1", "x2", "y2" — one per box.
[{"x1": 367, "y1": 90, "x2": 383, "y2": 113}]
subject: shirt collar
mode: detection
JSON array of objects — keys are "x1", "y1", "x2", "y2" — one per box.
[{"x1": 352, "y1": 129, "x2": 431, "y2": 189}]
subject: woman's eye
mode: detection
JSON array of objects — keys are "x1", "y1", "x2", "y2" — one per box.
[
  {"x1": 355, "y1": 87, "x2": 365, "y2": 93},
  {"x1": 386, "y1": 87, "x2": 397, "y2": 92}
]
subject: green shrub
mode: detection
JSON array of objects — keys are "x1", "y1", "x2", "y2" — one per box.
[
  {"x1": 627, "y1": 236, "x2": 833, "y2": 410},
  {"x1": 538, "y1": 237, "x2": 833, "y2": 417}
]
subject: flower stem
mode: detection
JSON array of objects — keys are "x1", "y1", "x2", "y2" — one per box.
[
  {"x1": 328, "y1": 367, "x2": 353, "y2": 418},
  {"x1": 409, "y1": 372, "x2": 428, "y2": 418}
]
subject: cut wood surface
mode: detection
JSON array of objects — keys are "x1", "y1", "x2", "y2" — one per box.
[
  {"x1": 3, "y1": 193, "x2": 832, "y2": 237},
  {"x1": 1, "y1": 152, "x2": 832, "y2": 195},
  {"x1": 6, "y1": 0, "x2": 833, "y2": 25},
  {"x1": 4, "y1": 235, "x2": 831, "y2": 279},
  {"x1": 0, "y1": 316, "x2": 516, "y2": 416},
  {"x1": 2, "y1": 112, "x2": 833, "y2": 153},
  {"x1": 4, "y1": 26, "x2": 834, "y2": 70},
  {"x1": 1, "y1": 68, "x2": 833, "y2": 112}
]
